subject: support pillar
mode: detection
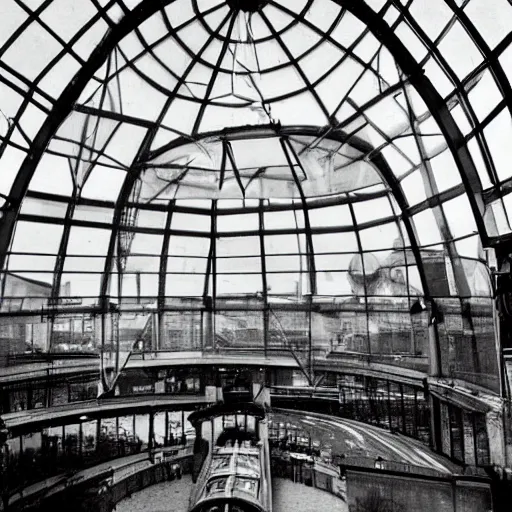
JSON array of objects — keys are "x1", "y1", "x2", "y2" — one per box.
[
  {"x1": 428, "y1": 313, "x2": 441, "y2": 377},
  {"x1": 152, "y1": 312, "x2": 159, "y2": 351},
  {"x1": 428, "y1": 394, "x2": 439, "y2": 451},
  {"x1": 203, "y1": 298, "x2": 214, "y2": 351},
  {"x1": 440, "y1": 401, "x2": 451, "y2": 457}
]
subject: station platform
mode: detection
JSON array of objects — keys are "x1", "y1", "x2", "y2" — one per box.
[{"x1": 272, "y1": 409, "x2": 462, "y2": 475}]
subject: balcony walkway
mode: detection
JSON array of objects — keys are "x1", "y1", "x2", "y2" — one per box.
[
  {"x1": 3, "y1": 395, "x2": 208, "y2": 428},
  {"x1": 273, "y1": 409, "x2": 462, "y2": 475}
]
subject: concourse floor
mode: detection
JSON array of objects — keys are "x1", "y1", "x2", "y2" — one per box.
[
  {"x1": 116, "y1": 475, "x2": 192, "y2": 512},
  {"x1": 116, "y1": 475, "x2": 348, "y2": 512},
  {"x1": 272, "y1": 478, "x2": 348, "y2": 512}
]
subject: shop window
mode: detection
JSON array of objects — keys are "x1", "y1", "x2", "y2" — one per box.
[
  {"x1": 69, "y1": 381, "x2": 97, "y2": 402},
  {"x1": 167, "y1": 410, "x2": 185, "y2": 445},
  {"x1": 50, "y1": 383, "x2": 69, "y2": 406},
  {"x1": 118, "y1": 415, "x2": 139, "y2": 456},
  {"x1": 153, "y1": 412, "x2": 166, "y2": 448},
  {"x1": 322, "y1": 372, "x2": 338, "y2": 387},
  {"x1": 30, "y1": 386, "x2": 47, "y2": 409},
  {"x1": 463, "y1": 412, "x2": 476, "y2": 466},
  {"x1": 43, "y1": 426, "x2": 64, "y2": 474},
  {"x1": 165, "y1": 369, "x2": 202, "y2": 394},
  {"x1": 416, "y1": 390, "x2": 431, "y2": 445},
  {"x1": 9, "y1": 388, "x2": 28, "y2": 412},
  {"x1": 63, "y1": 423, "x2": 80, "y2": 464},
  {"x1": 135, "y1": 414, "x2": 150, "y2": 450},
  {"x1": 474, "y1": 414, "x2": 490, "y2": 466},
  {"x1": 81, "y1": 419, "x2": 98, "y2": 463},
  {"x1": 388, "y1": 382, "x2": 403, "y2": 432},
  {"x1": 5, "y1": 436, "x2": 22, "y2": 490},
  {"x1": 21, "y1": 431, "x2": 43, "y2": 484},
  {"x1": 292, "y1": 370, "x2": 310, "y2": 388},
  {"x1": 98, "y1": 417, "x2": 119, "y2": 459},
  {"x1": 449, "y1": 405, "x2": 464, "y2": 463},
  {"x1": 402, "y1": 385, "x2": 417, "y2": 437}
]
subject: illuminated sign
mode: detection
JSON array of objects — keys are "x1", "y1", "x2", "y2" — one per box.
[
  {"x1": 131, "y1": 384, "x2": 154, "y2": 394},
  {"x1": 56, "y1": 297, "x2": 83, "y2": 305}
]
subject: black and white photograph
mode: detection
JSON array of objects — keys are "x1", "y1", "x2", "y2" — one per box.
[{"x1": 0, "y1": 1, "x2": 510, "y2": 510}]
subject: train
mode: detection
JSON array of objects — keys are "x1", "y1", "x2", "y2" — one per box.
[{"x1": 187, "y1": 402, "x2": 272, "y2": 512}]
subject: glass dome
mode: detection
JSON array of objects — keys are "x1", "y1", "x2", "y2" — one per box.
[{"x1": 0, "y1": 0, "x2": 510, "y2": 393}]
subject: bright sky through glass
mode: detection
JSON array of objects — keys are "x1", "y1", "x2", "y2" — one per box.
[{"x1": 0, "y1": 0, "x2": 510, "y2": 303}]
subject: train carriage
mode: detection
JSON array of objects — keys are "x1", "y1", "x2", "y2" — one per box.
[{"x1": 188, "y1": 403, "x2": 272, "y2": 512}]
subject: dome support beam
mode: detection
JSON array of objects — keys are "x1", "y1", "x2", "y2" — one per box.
[
  {"x1": 280, "y1": 137, "x2": 317, "y2": 296},
  {"x1": 99, "y1": 5, "x2": 234, "y2": 309},
  {"x1": 390, "y1": 0, "x2": 501, "y2": 199},
  {"x1": 337, "y1": 0, "x2": 488, "y2": 246},
  {"x1": 347, "y1": 201, "x2": 372, "y2": 357},
  {"x1": 424, "y1": 0, "x2": 512, "y2": 196},
  {"x1": 158, "y1": 200, "x2": 175, "y2": 309},
  {"x1": 366, "y1": 147, "x2": 443, "y2": 377},
  {"x1": 202, "y1": 200, "x2": 217, "y2": 351},
  {"x1": 0, "y1": 0, "x2": 178, "y2": 282},
  {"x1": 258, "y1": 200, "x2": 269, "y2": 356},
  {"x1": 190, "y1": 14, "x2": 238, "y2": 136},
  {"x1": 400, "y1": 83, "x2": 473, "y2": 298},
  {"x1": 157, "y1": 199, "x2": 175, "y2": 349}
]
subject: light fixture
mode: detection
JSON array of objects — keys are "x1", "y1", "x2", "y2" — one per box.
[{"x1": 409, "y1": 298, "x2": 426, "y2": 315}]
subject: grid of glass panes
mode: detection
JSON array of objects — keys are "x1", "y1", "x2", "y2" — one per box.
[{"x1": 0, "y1": 0, "x2": 509, "y2": 395}]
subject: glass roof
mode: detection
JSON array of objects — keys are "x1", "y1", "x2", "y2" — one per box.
[{"x1": 0, "y1": 0, "x2": 511, "y2": 307}]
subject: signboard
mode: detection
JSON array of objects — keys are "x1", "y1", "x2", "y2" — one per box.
[
  {"x1": 57, "y1": 297, "x2": 83, "y2": 305},
  {"x1": 131, "y1": 384, "x2": 154, "y2": 394},
  {"x1": 205, "y1": 385, "x2": 217, "y2": 403},
  {"x1": 53, "y1": 322, "x2": 70, "y2": 332}
]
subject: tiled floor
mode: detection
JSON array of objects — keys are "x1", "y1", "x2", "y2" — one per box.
[
  {"x1": 272, "y1": 478, "x2": 348, "y2": 512},
  {"x1": 117, "y1": 475, "x2": 192, "y2": 512}
]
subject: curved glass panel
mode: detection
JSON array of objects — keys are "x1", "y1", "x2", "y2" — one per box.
[{"x1": 0, "y1": 0, "x2": 507, "y2": 392}]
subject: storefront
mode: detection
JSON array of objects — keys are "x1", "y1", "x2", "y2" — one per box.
[
  {"x1": 432, "y1": 396, "x2": 490, "y2": 467},
  {"x1": 4, "y1": 406, "x2": 196, "y2": 493}
]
